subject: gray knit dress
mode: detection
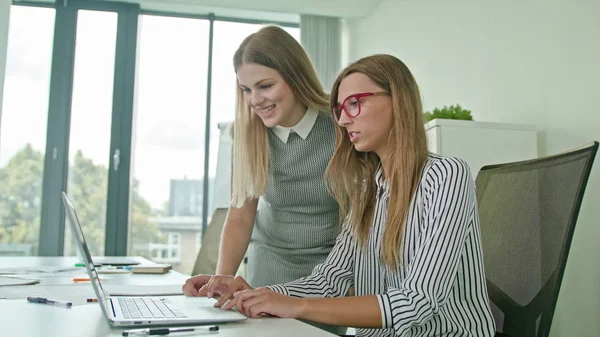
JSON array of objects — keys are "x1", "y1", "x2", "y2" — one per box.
[{"x1": 247, "y1": 113, "x2": 346, "y2": 334}]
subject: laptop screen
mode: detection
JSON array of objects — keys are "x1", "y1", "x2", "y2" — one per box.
[{"x1": 61, "y1": 192, "x2": 110, "y2": 312}]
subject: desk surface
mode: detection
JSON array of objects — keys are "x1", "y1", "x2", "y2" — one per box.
[
  {"x1": 0, "y1": 257, "x2": 336, "y2": 337},
  {"x1": 0, "y1": 256, "x2": 188, "y2": 285}
]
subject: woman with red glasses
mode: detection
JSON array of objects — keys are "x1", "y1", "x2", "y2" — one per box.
[
  {"x1": 182, "y1": 26, "x2": 345, "y2": 334},
  {"x1": 195, "y1": 54, "x2": 495, "y2": 337}
]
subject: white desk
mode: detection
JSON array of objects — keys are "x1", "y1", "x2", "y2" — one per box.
[
  {"x1": 0, "y1": 257, "x2": 336, "y2": 337},
  {"x1": 0, "y1": 256, "x2": 188, "y2": 286}
]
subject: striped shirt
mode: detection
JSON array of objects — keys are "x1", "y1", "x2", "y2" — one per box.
[{"x1": 268, "y1": 154, "x2": 496, "y2": 337}]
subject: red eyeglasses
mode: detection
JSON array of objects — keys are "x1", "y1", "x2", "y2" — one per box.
[{"x1": 332, "y1": 91, "x2": 389, "y2": 122}]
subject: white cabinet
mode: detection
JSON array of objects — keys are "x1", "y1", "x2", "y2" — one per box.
[
  {"x1": 213, "y1": 122, "x2": 233, "y2": 210},
  {"x1": 425, "y1": 119, "x2": 538, "y2": 177}
]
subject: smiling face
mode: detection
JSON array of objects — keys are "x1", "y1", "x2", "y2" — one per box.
[
  {"x1": 237, "y1": 63, "x2": 306, "y2": 128},
  {"x1": 336, "y1": 72, "x2": 394, "y2": 158}
]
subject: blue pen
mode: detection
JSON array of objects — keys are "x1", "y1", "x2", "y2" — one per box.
[{"x1": 27, "y1": 296, "x2": 72, "y2": 308}]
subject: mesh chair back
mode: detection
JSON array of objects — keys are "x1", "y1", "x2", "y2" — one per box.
[{"x1": 475, "y1": 141, "x2": 598, "y2": 337}]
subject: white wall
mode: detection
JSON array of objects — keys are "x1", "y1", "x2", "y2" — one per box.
[
  {"x1": 347, "y1": 0, "x2": 600, "y2": 336},
  {"x1": 0, "y1": 0, "x2": 10, "y2": 130}
]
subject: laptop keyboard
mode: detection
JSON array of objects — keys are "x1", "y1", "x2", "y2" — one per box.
[{"x1": 118, "y1": 297, "x2": 187, "y2": 319}]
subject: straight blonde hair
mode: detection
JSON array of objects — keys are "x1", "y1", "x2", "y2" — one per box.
[
  {"x1": 326, "y1": 54, "x2": 428, "y2": 269},
  {"x1": 231, "y1": 26, "x2": 329, "y2": 207}
]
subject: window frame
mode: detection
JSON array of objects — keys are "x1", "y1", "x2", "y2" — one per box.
[{"x1": 7, "y1": 0, "x2": 299, "y2": 257}]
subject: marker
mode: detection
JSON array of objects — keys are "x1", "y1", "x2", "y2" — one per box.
[
  {"x1": 27, "y1": 296, "x2": 72, "y2": 308},
  {"x1": 74, "y1": 263, "x2": 85, "y2": 267}
]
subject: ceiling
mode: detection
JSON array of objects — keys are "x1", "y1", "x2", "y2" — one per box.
[{"x1": 140, "y1": 0, "x2": 384, "y2": 20}]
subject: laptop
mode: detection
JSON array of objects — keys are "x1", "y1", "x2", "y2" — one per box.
[{"x1": 61, "y1": 192, "x2": 247, "y2": 327}]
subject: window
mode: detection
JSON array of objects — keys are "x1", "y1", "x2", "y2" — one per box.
[
  {"x1": 128, "y1": 15, "x2": 209, "y2": 273},
  {"x1": 148, "y1": 232, "x2": 180, "y2": 261},
  {"x1": 1, "y1": 2, "x2": 299, "y2": 261},
  {"x1": 0, "y1": 5, "x2": 55, "y2": 256},
  {"x1": 63, "y1": 9, "x2": 118, "y2": 257}
]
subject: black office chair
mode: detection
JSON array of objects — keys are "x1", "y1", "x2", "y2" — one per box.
[{"x1": 475, "y1": 141, "x2": 598, "y2": 337}]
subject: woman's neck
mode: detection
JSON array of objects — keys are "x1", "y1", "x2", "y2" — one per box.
[{"x1": 280, "y1": 103, "x2": 308, "y2": 127}]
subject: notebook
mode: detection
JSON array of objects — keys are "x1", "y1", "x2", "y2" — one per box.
[
  {"x1": 128, "y1": 264, "x2": 172, "y2": 274},
  {"x1": 92, "y1": 257, "x2": 141, "y2": 266},
  {"x1": 61, "y1": 192, "x2": 247, "y2": 327}
]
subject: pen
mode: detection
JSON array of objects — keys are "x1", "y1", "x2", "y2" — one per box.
[
  {"x1": 98, "y1": 265, "x2": 127, "y2": 269},
  {"x1": 27, "y1": 296, "x2": 72, "y2": 308},
  {"x1": 122, "y1": 325, "x2": 219, "y2": 336}
]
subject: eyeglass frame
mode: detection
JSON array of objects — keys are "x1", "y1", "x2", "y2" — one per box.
[{"x1": 332, "y1": 91, "x2": 390, "y2": 122}]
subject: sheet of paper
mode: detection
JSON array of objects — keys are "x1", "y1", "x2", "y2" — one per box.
[
  {"x1": 0, "y1": 276, "x2": 40, "y2": 287},
  {"x1": 0, "y1": 283, "x2": 184, "y2": 305},
  {"x1": 0, "y1": 266, "x2": 80, "y2": 275},
  {"x1": 0, "y1": 284, "x2": 95, "y2": 305}
]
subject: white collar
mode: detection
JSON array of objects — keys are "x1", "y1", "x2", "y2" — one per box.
[{"x1": 271, "y1": 107, "x2": 319, "y2": 143}]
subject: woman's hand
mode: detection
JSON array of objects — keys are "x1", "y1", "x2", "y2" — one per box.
[
  {"x1": 182, "y1": 274, "x2": 212, "y2": 296},
  {"x1": 222, "y1": 288, "x2": 306, "y2": 319},
  {"x1": 182, "y1": 275, "x2": 253, "y2": 307}
]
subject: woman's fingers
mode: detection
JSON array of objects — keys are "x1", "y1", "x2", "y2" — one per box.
[
  {"x1": 213, "y1": 276, "x2": 252, "y2": 308},
  {"x1": 239, "y1": 293, "x2": 269, "y2": 318},
  {"x1": 181, "y1": 275, "x2": 210, "y2": 296}
]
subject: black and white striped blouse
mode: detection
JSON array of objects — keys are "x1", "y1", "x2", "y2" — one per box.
[{"x1": 268, "y1": 154, "x2": 496, "y2": 337}]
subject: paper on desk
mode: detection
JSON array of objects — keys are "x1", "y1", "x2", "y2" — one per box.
[
  {"x1": 0, "y1": 283, "x2": 184, "y2": 305},
  {"x1": 0, "y1": 276, "x2": 41, "y2": 286},
  {"x1": 0, "y1": 266, "x2": 80, "y2": 274},
  {"x1": 0, "y1": 284, "x2": 95, "y2": 305}
]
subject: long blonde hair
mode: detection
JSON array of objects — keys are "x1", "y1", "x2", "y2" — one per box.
[
  {"x1": 231, "y1": 26, "x2": 329, "y2": 207},
  {"x1": 326, "y1": 54, "x2": 428, "y2": 269}
]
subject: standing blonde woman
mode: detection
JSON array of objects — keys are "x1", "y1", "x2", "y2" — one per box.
[
  {"x1": 182, "y1": 26, "x2": 345, "y2": 334},
  {"x1": 196, "y1": 54, "x2": 496, "y2": 337}
]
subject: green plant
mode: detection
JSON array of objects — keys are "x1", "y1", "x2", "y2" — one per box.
[{"x1": 423, "y1": 104, "x2": 473, "y2": 123}]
